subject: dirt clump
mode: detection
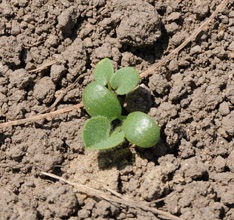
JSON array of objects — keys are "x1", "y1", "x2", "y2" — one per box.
[{"x1": 0, "y1": 0, "x2": 233, "y2": 219}]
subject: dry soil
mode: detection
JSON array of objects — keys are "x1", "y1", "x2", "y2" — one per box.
[{"x1": 0, "y1": 0, "x2": 233, "y2": 220}]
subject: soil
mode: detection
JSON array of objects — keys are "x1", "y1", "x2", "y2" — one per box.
[{"x1": 0, "y1": 0, "x2": 233, "y2": 220}]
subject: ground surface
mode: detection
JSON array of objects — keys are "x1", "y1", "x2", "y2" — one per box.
[{"x1": 0, "y1": 0, "x2": 233, "y2": 219}]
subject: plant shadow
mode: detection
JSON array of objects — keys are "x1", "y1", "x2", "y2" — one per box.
[
  {"x1": 97, "y1": 142, "x2": 135, "y2": 170},
  {"x1": 134, "y1": 140, "x2": 170, "y2": 165},
  {"x1": 123, "y1": 85, "x2": 152, "y2": 113}
]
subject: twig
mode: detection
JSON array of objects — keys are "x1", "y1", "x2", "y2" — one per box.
[
  {"x1": 140, "y1": 0, "x2": 229, "y2": 79},
  {"x1": 41, "y1": 171, "x2": 183, "y2": 220},
  {"x1": 0, "y1": 0, "x2": 229, "y2": 129},
  {"x1": 87, "y1": 177, "x2": 123, "y2": 199},
  {"x1": 28, "y1": 60, "x2": 57, "y2": 73},
  {"x1": 0, "y1": 103, "x2": 83, "y2": 129}
]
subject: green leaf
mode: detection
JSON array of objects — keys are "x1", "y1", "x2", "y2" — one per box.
[
  {"x1": 122, "y1": 112, "x2": 160, "y2": 148},
  {"x1": 82, "y1": 116, "x2": 125, "y2": 150},
  {"x1": 110, "y1": 67, "x2": 140, "y2": 95},
  {"x1": 82, "y1": 82, "x2": 122, "y2": 120},
  {"x1": 94, "y1": 58, "x2": 114, "y2": 86}
]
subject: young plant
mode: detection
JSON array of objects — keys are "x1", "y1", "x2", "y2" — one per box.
[
  {"x1": 82, "y1": 58, "x2": 160, "y2": 150},
  {"x1": 122, "y1": 112, "x2": 160, "y2": 148},
  {"x1": 82, "y1": 81, "x2": 122, "y2": 120}
]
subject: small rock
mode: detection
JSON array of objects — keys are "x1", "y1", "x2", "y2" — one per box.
[
  {"x1": 94, "y1": 42, "x2": 112, "y2": 59},
  {"x1": 77, "y1": 209, "x2": 90, "y2": 219},
  {"x1": 178, "y1": 59, "x2": 190, "y2": 67},
  {"x1": 178, "y1": 139, "x2": 195, "y2": 159},
  {"x1": 0, "y1": 36, "x2": 22, "y2": 66},
  {"x1": 228, "y1": 42, "x2": 234, "y2": 51},
  {"x1": 157, "y1": 102, "x2": 178, "y2": 121},
  {"x1": 213, "y1": 156, "x2": 226, "y2": 172},
  {"x1": 219, "y1": 102, "x2": 230, "y2": 116},
  {"x1": 84, "y1": 198, "x2": 96, "y2": 210},
  {"x1": 227, "y1": 150, "x2": 234, "y2": 173},
  {"x1": 180, "y1": 157, "x2": 208, "y2": 180},
  {"x1": 45, "y1": 184, "x2": 78, "y2": 217},
  {"x1": 213, "y1": 47, "x2": 227, "y2": 59},
  {"x1": 139, "y1": 166, "x2": 170, "y2": 200},
  {"x1": 169, "y1": 74, "x2": 187, "y2": 101},
  {"x1": 93, "y1": 0, "x2": 105, "y2": 7},
  {"x1": 57, "y1": 6, "x2": 80, "y2": 35},
  {"x1": 165, "y1": 182, "x2": 213, "y2": 214},
  {"x1": 95, "y1": 200, "x2": 111, "y2": 217},
  {"x1": 205, "y1": 84, "x2": 222, "y2": 110},
  {"x1": 6, "y1": 102, "x2": 27, "y2": 120},
  {"x1": 218, "y1": 185, "x2": 234, "y2": 206},
  {"x1": 165, "y1": 22, "x2": 179, "y2": 34},
  {"x1": 62, "y1": 38, "x2": 86, "y2": 76},
  {"x1": 226, "y1": 82, "x2": 234, "y2": 105},
  {"x1": 166, "y1": 12, "x2": 181, "y2": 22},
  {"x1": 168, "y1": 59, "x2": 179, "y2": 72},
  {"x1": 11, "y1": 20, "x2": 21, "y2": 36},
  {"x1": 0, "y1": 93, "x2": 6, "y2": 104},
  {"x1": 148, "y1": 74, "x2": 170, "y2": 96},
  {"x1": 171, "y1": 31, "x2": 186, "y2": 46},
  {"x1": 33, "y1": 77, "x2": 55, "y2": 104},
  {"x1": 18, "y1": 0, "x2": 28, "y2": 7},
  {"x1": 229, "y1": 11, "x2": 234, "y2": 18},
  {"x1": 45, "y1": 34, "x2": 58, "y2": 47},
  {"x1": 8, "y1": 89, "x2": 26, "y2": 103},
  {"x1": 190, "y1": 45, "x2": 202, "y2": 55},
  {"x1": 220, "y1": 15, "x2": 229, "y2": 24},
  {"x1": 79, "y1": 23, "x2": 94, "y2": 38},
  {"x1": 9, "y1": 69, "x2": 32, "y2": 89},
  {"x1": 116, "y1": 1, "x2": 161, "y2": 47},
  {"x1": 2, "y1": 1, "x2": 14, "y2": 18},
  {"x1": 222, "y1": 111, "x2": 234, "y2": 136},
  {"x1": 50, "y1": 64, "x2": 66, "y2": 83},
  {"x1": 194, "y1": 3, "x2": 210, "y2": 20}
]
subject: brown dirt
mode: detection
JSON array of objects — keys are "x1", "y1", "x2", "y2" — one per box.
[{"x1": 0, "y1": 0, "x2": 233, "y2": 219}]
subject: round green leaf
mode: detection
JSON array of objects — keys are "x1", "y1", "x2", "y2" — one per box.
[
  {"x1": 82, "y1": 82, "x2": 122, "y2": 120},
  {"x1": 94, "y1": 58, "x2": 114, "y2": 86},
  {"x1": 110, "y1": 67, "x2": 140, "y2": 95},
  {"x1": 122, "y1": 112, "x2": 160, "y2": 148},
  {"x1": 82, "y1": 116, "x2": 125, "y2": 150}
]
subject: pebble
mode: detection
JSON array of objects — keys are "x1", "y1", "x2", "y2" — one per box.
[
  {"x1": 168, "y1": 59, "x2": 179, "y2": 72},
  {"x1": 45, "y1": 34, "x2": 58, "y2": 47},
  {"x1": 190, "y1": 45, "x2": 202, "y2": 55},
  {"x1": 165, "y1": 22, "x2": 179, "y2": 34},
  {"x1": 219, "y1": 102, "x2": 230, "y2": 116},
  {"x1": 228, "y1": 42, "x2": 234, "y2": 51},
  {"x1": 50, "y1": 64, "x2": 66, "y2": 83},
  {"x1": 226, "y1": 82, "x2": 234, "y2": 105},
  {"x1": 166, "y1": 12, "x2": 181, "y2": 22},
  {"x1": 194, "y1": 3, "x2": 209, "y2": 20},
  {"x1": 171, "y1": 31, "x2": 185, "y2": 46},
  {"x1": 94, "y1": 42, "x2": 112, "y2": 58},
  {"x1": 222, "y1": 111, "x2": 234, "y2": 136},
  {"x1": 11, "y1": 20, "x2": 21, "y2": 36},
  {"x1": 33, "y1": 77, "x2": 55, "y2": 104},
  {"x1": 229, "y1": 11, "x2": 234, "y2": 18},
  {"x1": 77, "y1": 209, "x2": 90, "y2": 219},
  {"x1": 9, "y1": 68, "x2": 32, "y2": 89},
  {"x1": 227, "y1": 150, "x2": 234, "y2": 173},
  {"x1": 57, "y1": 6, "x2": 80, "y2": 35},
  {"x1": 213, "y1": 156, "x2": 226, "y2": 172}
]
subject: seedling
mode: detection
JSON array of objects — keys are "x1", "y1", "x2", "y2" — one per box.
[
  {"x1": 82, "y1": 81, "x2": 122, "y2": 120},
  {"x1": 82, "y1": 58, "x2": 160, "y2": 150},
  {"x1": 122, "y1": 112, "x2": 160, "y2": 148}
]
